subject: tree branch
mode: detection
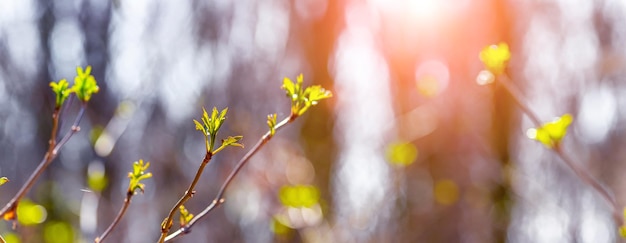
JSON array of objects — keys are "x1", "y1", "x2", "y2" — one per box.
[
  {"x1": 498, "y1": 74, "x2": 622, "y2": 226},
  {"x1": 0, "y1": 103, "x2": 87, "y2": 219},
  {"x1": 157, "y1": 152, "x2": 213, "y2": 242},
  {"x1": 163, "y1": 115, "x2": 294, "y2": 242},
  {"x1": 95, "y1": 191, "x2": 134, "y2": 243}
]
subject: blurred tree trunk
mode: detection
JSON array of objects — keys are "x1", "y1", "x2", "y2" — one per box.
[
  {"x1": 489, "y1": 1, "x2": 516, "y2": 242},
  {"x1": 298, "y1": 0, "x2": 343, "y2": 222}
]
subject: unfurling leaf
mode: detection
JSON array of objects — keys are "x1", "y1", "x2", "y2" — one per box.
[
  {"x1": 193, "y1": 119, "x2": 204, "y2": 133},
  {"x1": 214, "y1": 107, "x2": 228, "y2": 133},
  {"x1": 127, "y1": 160, "x2": 152, "y2": 194},
  {"x1": 71, "y1": 66, "x2": 100, "y2": 102},
  {"x1": 221, "y1": 136, "x2": 244, "y2": 148},
  {"x1": 200, "y1": 107, "x2": 211, "y2": 135},
  {"x1": 306, "y1": 85, "x2": 333, "y2": 105},
  {"x1": 49, "y1": 79, "x2": 71, "y2": 108},
  {"x1": 282, "y1": 78, "x2": 296, "y2": 100},
  {"x1": 526, "y1": 114, "x2": 573, "y2": 148},
  {"x1": 195, "y1": 107, "x2": 229, "y2": 152},
  {"x1": 281, "y1": 74, "x2": 332, "y2": 117},
  {"x1": 210, "y1": 107, "x2": 219, "y2": 131}
]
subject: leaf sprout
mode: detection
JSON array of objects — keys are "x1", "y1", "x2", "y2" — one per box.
[
  {"x1": 178, "y1": 205, "x2": 194, "y2": 227},
  {"x1": 72, "y1": 66, "x2": 100, "y2": 102},
  {"x1": 282, "y1": 74, "x2": 332, "y2": 117},
  {"x1": 526, "y1": 114, "x2": 573, "y2": 148},
  {"x1": 49, "y1": 79, "x2": 71, "y2": 108},
  {"x1": 127, "y1": 160, "x2": 152, "y2": 194},
  {"x1": 194, "y1": 107, "x2": 231, "y2": 153},
  {"x1": 479, "y1": 42, "x2": 511, "y2": 76},
  {"x1": 267, "y1": 114, "x2": 277, "y2": 136}
]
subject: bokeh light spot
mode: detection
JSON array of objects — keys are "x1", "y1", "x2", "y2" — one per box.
[
  {"x1": 476, "y1": 70, "x2": 495, "y2": 85},
  {"x1": 279, "y1": 185, "x2": 320, "y2": 208},
  {"x1": 434, "y1": 179, "x2": 459, "y2": 205},
  {"x1": 415, "y1": 60, "x2": 449, "y2": 97},
  {"x1": 3, "y1": 232, "x2": 20, "y2": 243},
  {"x1": 417, "y1": 75, "x2": 439, "y2": 97},
  {"x1": 43, "y1": 221, "x2": 74, "y2": 243},
  {"x1": 87, "y1": 161, "x2": 108, "y2": 192},
  {"x1": 385, "y1": 142, "x2": 418, "y2": 166},
  {"x1": 271, "y1": 216, "x2": 292, "y2": 235},
  {"x1": 17, "y1": 199, "x2": 47, "y2": 225}
]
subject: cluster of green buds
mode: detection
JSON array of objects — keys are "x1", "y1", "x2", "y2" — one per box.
[
  {"x1": 193, "y1": 107, "x2": 243, "y2": 154},
  {"x1": 282, "y1": 74, "x2": 332, "y2": 118},
  {"x1": 50, "y1": 66, "x2": 100, "y2": 108},
  {"x1": 128, "y1": 160, "x2": 152, "y2": 194}
]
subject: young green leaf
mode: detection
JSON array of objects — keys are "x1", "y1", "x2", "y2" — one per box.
[
  {"x1": 282, "y1": 78, "x2": 296, "y2": 100},
  {"x1": 221, "y1": 136, "x2": 244, "y2": 148},
  {"x1": 49, "y1": 79, "x2": 71, "y2": 108},
  {"x1": 72, "y1": 66, "x2": 100, "y2": 102},
  {"x1": 215, "y1": 107, "x2": 228, "y2": 133},
  {"x1": 127, "y1": 160, "x2": 152, "y2": 194},
  {"x1": 193, "y1": 119, "x2": 205, "y2": 134},
  {"x1": 282, "y1": 75, "x2": 304, "y2": 115},
  {"x1": 281, "y1": 74, "x2": 332, "y2": 117},
  {"x1": 210, "y1": 107, "x2": 219, "y2": 132},
  {"x1": 195, "y1": 107, "x2": 230, "y2": 152},
  {"x1": 298, "y1": 85, "x2": 333, "y2": 115},
  {"x1": 201, "y1": 107, "x2": 211, "y2": 135},
  {"x1": 306, "y1": 85, "x2": 333, "y2": 105},
  {"x1": 526, "y1": 114, "x2": 573, "y2": 148}
]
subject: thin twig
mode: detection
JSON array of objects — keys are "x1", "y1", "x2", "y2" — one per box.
[
  {"x1": 157, "y1": 152, "x2": 213, "y2": 242},
  {"x1": 0, "y1": 103, "x2": 87, "y2": 218},
  {"x1": 163, "y1": 115, "x2": 294, "y2": 242},
  {"x1": 54, "y1": 105, "x2": 86, "y2": 153},
  {"x1": 498, "y1": 74, "x2": 622, "y2": 225},
  {"x1": 95, "y1": 191, "x2": 134, "y2": 243},
  {"x1": 554, "y1": 145, "x2": 622, "y2": 225},
  {"x1": 498, "y1": 75, "x2": 542, "y2": 127}
]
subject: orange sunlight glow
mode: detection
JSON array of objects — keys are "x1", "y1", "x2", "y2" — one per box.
[
  {"x1": 407, "y1": 0, "x2": 443, "y2": 20},
  {"x1": 369, "y1": 0, "x2": 463, "y2": 24},
  {"x1": 367, "y1": 0, "x2": 492, "y2": 95},
  {"x1": 415, "y1": 60, "x2": 450, "y2": 97}
]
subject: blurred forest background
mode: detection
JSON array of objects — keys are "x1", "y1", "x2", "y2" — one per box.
[{"x1": 1, "y1": 0, "x2": 626, "y2": 242}]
